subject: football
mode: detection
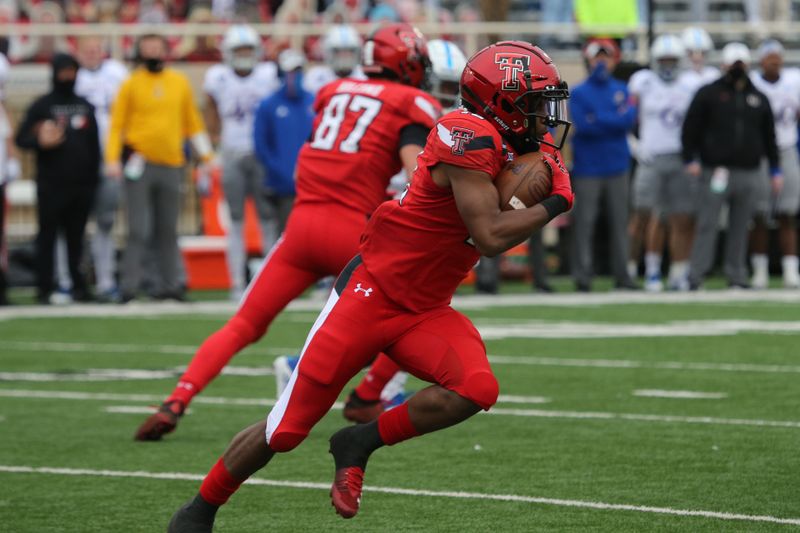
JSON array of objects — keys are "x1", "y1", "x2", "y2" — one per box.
[{"x1": 495, "y1": 151, "x2": 553, "y2": 211}]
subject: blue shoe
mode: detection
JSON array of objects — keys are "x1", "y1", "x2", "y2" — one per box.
[
  {"x1": 274, "y1": 355, "x2": 300, "y2": 398},
  {"x1": 382, "y1": 390, "x2": 412, "y2": 410}
]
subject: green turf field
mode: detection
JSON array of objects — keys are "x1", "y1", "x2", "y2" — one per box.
[{"x1": 1, "y1": 287, "x2": 799, "y2": 532}]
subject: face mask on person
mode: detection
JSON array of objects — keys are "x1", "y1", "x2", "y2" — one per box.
[
  {"x1": 590, "y1": 61, "x2": 610, "y2": 81},
  {"x1": 728, "y1": 63, "x2": 747, "y2": 80},
  {"x1": 53, "y1": 78, "x2": 76, "y2": 94},
  {"x1": 143, "y1": 57, "x2": 164, "y2": 73}
]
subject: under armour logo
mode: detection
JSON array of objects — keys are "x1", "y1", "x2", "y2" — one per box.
[
  {"x1": 354, "y1": 283, "x2": 373, "y2": 297},
  {"x1": 495, "y1": 52, "x2": 531, "y2": 91},
  {"x1": 450, "y1": 126, "x2": 475, "y2": 155}
]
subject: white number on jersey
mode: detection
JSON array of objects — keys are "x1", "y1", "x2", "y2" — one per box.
[{"x1": 310, "y1": 93, "x2": 383, "y2": 153}]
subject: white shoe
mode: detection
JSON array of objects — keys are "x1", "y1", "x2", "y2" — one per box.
[
  {"x1": 751, "y1": 271, "x2": 768, "y2": 290},
  {"x1": 49, "y1": 289, "x2": 73, "y2": 305},
  {"x1": 273, "y1": 355, "x2": 299, "y2": 399},
  {"x1": 667, "y1": 277, "x2": 690, "y2": 292},
  {"x1": 644, "y1": 275, "x2": 663, "y2": 293},
  {"x1": 783, "y1": 271, "x2": 800, "y2": 289}
]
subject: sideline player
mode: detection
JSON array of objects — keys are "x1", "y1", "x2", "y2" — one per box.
[
  {"x1": 627, "y1": 35, "x2": 698, "y2": 291},
  {"x1": 167, "y1": 40, "x2": 572, "y2": 530},
  {"x1": 203, "y1": 24, "x2": 280, "y2": 301},
  {"x1": 340, "y1": 38, "x2": 469, "y2": 424},
  {"x1": 681, "y1": 26, "x2": 719, "y2": 86},
  {"x1": 749, "y1": 39, "x2": 800, "y2": 288},
  {"x1": 304, "y1": 24, "x2": 364, "y2": 94},
  {"x1": 135, "y1": 23, "x2": 442, "y2": 441}
]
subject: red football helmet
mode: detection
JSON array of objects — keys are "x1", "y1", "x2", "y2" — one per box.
[
  {"x1": 361, "y1": 23, "x2": 431, "y2": 89},
  {"x1": 460, "y1": 41, "x2": 570, "y2": 153}
]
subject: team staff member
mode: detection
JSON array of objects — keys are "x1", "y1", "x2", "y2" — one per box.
[
  {"x1": 106, "y1": 34, "x2": 214, "y2": 302},
  {"x1": 15, "y1": 54, "x2": 100, "y2": 305},
  {"x1": 683, "y1": 43, "x2": 780, "y2": 289}
]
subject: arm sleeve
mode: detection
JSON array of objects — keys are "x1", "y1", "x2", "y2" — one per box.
[
  {"x1": 14, "y1": 100, "x2": 45, "y2": 150},
  {"x1": 399, "y1": 123, "x2": 429, "y2": 148},
  {"x1": 182, "y1": 76, "x2": 207, "y2": 139},
  {"x1": 761, "y1": 98, "x2": 780, "y2": 172},
  {"x1": 105, "y1": 78, "x2": 130, "y2": 164},
  {"x1": 681, "y1": 88, "x2": 707, "y2": 163}
]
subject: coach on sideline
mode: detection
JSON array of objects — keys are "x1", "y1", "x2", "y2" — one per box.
[
  {"x1": 682, "y1": 42, "x2": 780, "y2": 290},
  {"x1": 106, "y1": 34, "x2": 214, "y2": 303}
]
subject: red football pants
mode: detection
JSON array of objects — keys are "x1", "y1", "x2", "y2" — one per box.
[
  {"x1": 265, "y1": 257, "x2": 499, "y2": 452},
  {"x1": 171, "y1": 202, "x2": 397, "y2": 404}
]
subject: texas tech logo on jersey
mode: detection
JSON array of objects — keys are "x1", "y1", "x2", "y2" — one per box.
[
  {"x1": 450, "y1": 126, "x2": 475, "y2": 155},
  {"x1": 495, "y1": 53, "x2": 530, "y2": 92}
]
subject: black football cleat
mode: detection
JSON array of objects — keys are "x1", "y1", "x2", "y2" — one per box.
[
  {"x1": 167, "y1": 495, "x2": 217, "y2": 533},
  {"x1": 135, "y1": 400, "x2": 185, "y2": 441},
  {"x1": 342, "y1": 390, "x2": 384, "y2": 424}
]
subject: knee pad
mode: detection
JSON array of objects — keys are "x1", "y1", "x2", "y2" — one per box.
[
  {"x1": 267, "y1": 429, "x2": 306, "y2": 452},
  {"x1": 461, "y1": 371, "x2": 499, "y2": 411}
]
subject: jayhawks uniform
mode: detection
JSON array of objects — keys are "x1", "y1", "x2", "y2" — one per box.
[
  {"x1": 303, "y1": 64, "x2": 365, "y2": 95},
  {"x1": 75, "y1": 59, "x2": 127, "y2": 150},
  {"x1": 203, "y1": 62, "x2": 279, "y2": 153},
  {"x1": 629, "y1": 69, "x2": 700, "y2": 214},
  {"x1": 265, "y1": 110, "x2": 510, "y2": 448},
  {"x1": 679, "y1": 66, "x2": 720, "y2": 92},
  {"x1": 751, "y1": 68, "x2": 800, "y2": 214}
]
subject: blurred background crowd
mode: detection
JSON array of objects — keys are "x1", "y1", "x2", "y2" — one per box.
[{"x1": 2, "y1": 0, "x2": 800, "y2": 305}]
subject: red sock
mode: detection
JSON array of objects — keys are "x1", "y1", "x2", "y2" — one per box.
[
  {"x1": 377, "y1": 403, "x2": 420, "y2": 446},
  {"x1": 166, "y1": 323, "x2": 251, "y2": 408},
  {"x1": 199, "y1": 458, "x2": 244, "y2": 506},
  {"x1": 355, "y1": 354, "x2": 400, "y2": 402}
]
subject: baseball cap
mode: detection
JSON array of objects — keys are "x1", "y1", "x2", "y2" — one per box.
[
  {"x1": 278, "y1": 48, "x2": 305, "y2": 72},
  {"x1": 757, "y1": 39, "x2": 784, "y2": 60},
  {"x1": 721, "y1": 42, "x2": 751, "y2": 66}
]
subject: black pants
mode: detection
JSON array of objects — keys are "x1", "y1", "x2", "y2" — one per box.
[{"x1": 35, "y1": 183, "x2": 95, "y2": 299}]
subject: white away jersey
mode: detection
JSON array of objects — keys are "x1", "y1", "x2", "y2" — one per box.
[
  {"x1": 751, "y1": 68, "x2": 800, "y2": 148},
  {"x1": 629, "y1": 69, "x2": 700, "y2": 157},
  {"x1": 75, "y1": 59, "x2": 128, "y2": 150},
  {"x1": 203, "y1": 62, "x2": 280, "y2": 152},
  {"x1": 303, "y1": 64, "x2": 365, "y2": 95},
  {"x1": 0, "y1": 53, "x2": 9, "y2": 100},
  {"x1": 678, "y1": 66, "x2": 719, "y2": 92}
]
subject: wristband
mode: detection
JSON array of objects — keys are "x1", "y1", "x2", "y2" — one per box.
[{"x1": 540, "y1": 195, "x2": 568, "y2": 220}]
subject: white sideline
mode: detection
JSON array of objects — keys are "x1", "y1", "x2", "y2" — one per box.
[
  {"x1": 0, "y1": 389, "x2": 797, "y2": 429},
  {"x1": 4, "y1": 340, "x2": 800, "y2": 375},
  {"x1": 0, "y1": 465, "x2": 798, "y2": 526},
  {"x1": 633, "y1": 390, "x2": 728, "y2": 400},
  {"x1": 2, "y1": 288, "x2": 800, "y2": 321}
]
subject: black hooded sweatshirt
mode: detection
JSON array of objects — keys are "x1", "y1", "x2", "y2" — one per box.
[{"x1": 15, "y1": 53, "x2": 100, "y2": 187}]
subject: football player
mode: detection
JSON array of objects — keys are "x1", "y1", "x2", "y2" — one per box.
[
  {"x1": 167, "y1": 41, "x2": 572, "y2": 530},
  {"x1": 135, "y1": 23, "x2": 441, "y2": 441},
  {"x1": 680, "y1": 26, "x2": 719, "y2": 86},
  {"x1": 203, "y1": 24, "x2": 280, "y2": 301},
  {"x1": 749, "y1": 39, "x2": 800, "y2": 288},
  {"x1": 304, "y1": 24, "x2": 364, "y2": 94},
  {"x1": 341, "y1": 38, "x2": 469, "y2": 424},
  {"x1": 627, "y1": 35, "x2": 699, "y2": 292}
]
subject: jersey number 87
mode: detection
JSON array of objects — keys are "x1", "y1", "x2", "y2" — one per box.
[{"x1": 310, "y1": 93, "x2": 383, "y2": 154}]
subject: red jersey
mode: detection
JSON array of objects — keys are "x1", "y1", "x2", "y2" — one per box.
[
  {"x1": 360, "y1": 110, "x2": 512, "y2": 313},
  {"x1": 294, "y1": 77, "x2": 441, "y2": 215}
]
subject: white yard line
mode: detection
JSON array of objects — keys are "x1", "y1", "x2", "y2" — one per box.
[
  {"x1": 633, "y1": 390, "x2": 728, "y2": 400},
  {"x1": 0, "y1": 389, "x2": 795, "y2": 429},
  {"x1": 4, "y1": 340, "x2": 800, "y2": 376},
  {"x1": 1, "y1": 289, "x2": 800, "y2": 322},
  {"x1": 0, "y1": 366, "x2": 274, "y2": 382},
  {"x1": 0, "y1": 465, "x2": 797, "y2": 526}
]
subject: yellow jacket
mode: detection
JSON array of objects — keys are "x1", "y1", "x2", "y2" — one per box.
[{"x1": 106, "y1": 67, "x2": 206, "y2": 167}]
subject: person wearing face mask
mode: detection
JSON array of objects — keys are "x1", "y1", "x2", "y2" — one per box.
[
  {"x1": 106, "y1": 34, "x2": 215, "y2": 303},
  {"x1": 627, "y1": 34, "x2": 699, "y2": 292},
  {"x1": 569, "y1": 38, "x2": 638, "y2": 292},
  {"x1": 14, "y1": 53, "x2": 101, "y2": 304},
  {"x1": 252, "y1": 49, "x2": 315, "y2": 236},
  {"x1": 748, "y1": 39, "x2": 800, "y2": 289},
  {"x1": 682, "y1": 43, "x2": 780, "y2": 290}
]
